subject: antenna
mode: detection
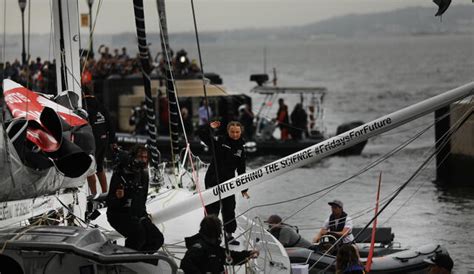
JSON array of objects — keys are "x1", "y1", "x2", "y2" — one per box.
[{"x1": 263, "y1": 46, "x2": 267, "y2": 74}]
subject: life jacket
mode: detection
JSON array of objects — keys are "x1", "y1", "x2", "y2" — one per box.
[
  {"x1": 81, "y1": 69, "x2": 92, "y2": 86},
  {"x1": 328, "y1": 212, "x2": 347, "y2": 232}
]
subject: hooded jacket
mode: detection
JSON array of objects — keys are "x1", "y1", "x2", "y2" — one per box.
[
  {"x1": 180, "y1": 233, "x2": 252, "y2": 274},
  {"x1": 83, "y1": 95, "x2": 116, "y2": 143},
  {"x1": 198, "y1": 126, "x2": 246, "y2": 186},
  {"x1": 106, "y1": 168, "x2": 149, "y2": 218}
]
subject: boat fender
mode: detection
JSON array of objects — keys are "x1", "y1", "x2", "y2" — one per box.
[
  {"x1": 394, "y1": 244, "x2": 441, "y2": 261},
  {"x1": 244, "y1": 141, "x2": 257, "y2": 153}
]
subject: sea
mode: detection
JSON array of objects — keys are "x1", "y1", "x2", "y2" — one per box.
[
  {"x1": 194, "y1": 34, "x2": 473, "y2": 272},
  {"x1": 3, "y1": 33, "x2": 474, "y2": 272}
]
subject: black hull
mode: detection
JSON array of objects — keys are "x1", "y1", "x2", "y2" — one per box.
[
  {"x1": 287, "y1": 244, "x2": 447, "y2": 274},
  {"x1": 115, "y1": 132, "x2": 367, "y2": 160}
]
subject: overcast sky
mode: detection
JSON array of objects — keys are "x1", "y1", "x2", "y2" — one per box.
[{"x1": 1, "y1": 0, "x2": 465, "y2": 34}]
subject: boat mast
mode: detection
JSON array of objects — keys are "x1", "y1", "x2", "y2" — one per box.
[
  {"x1": 52, "y1": 0, "x2": 82, "y2": 106},
  {"x1": 151, "y1": 82, "x2": 474, "y2": 223},
  {"x1": 156, "y1": 0, "x2": 180, "y2": 168},
  {"x1": 132, "y1": 0, "x2": 161, "y2": 183}
]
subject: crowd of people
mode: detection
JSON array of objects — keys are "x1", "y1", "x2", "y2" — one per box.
[
  {"x1": 1, "y1": 48, "x2": 317, "y2": 145},
  {"x1": 0, "y1": 45, "x2": 201, "y2": 94},
  {"x1": 1, "y1": 57, "x2": 57, "y2": 94}
]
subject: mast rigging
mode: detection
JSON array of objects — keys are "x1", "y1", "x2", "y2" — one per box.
[{"x1": 132, "y1": 0, "x2": 161, "y2": 185}]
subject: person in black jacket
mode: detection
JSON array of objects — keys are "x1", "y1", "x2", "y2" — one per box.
[
  {"x1": 290, "y1": 103, "x2": 308, "y2": 140},
  {"x1": 238, "y1": 104, "x2": 255, "y2": 140},
  {"x1": 106, "y1": 145, "x2": 163, "y2": 253},
  {"x1": 180, "y1": 215, "x2": 258, "y2": 274},
  {"x1": 198, "y1": 120, "x2": 248, "y2": 245},
  {"x1": 83, "y1": 86, "x2": 116, "y2": 195}
]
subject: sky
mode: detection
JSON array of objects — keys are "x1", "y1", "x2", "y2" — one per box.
[{"x1": 0, "y1": 0, "x2": 465, "y2": 34}]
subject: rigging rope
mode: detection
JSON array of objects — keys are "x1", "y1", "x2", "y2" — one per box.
[
  {"x1": 314, "y1": 109, "x2": 471, "y2": 272},
  {"x1": 48, "y1": 0, "x2": 54, "y2": 67},
  {"x1": 1, "y1": 0, "x2": 17, "y2": 197},
  {"x1": 352, "y1": 103, "x2": 473, "y2": 243},
  {"x1": 253, "y1": 97, "x2": 466, "y2": 216},
  {"x1": 26, "y1": 0, "x2": 31, "y2": 65},
  {"x1": 155, "y1": 1, "x2": 188, "y2": 164},
  {"x1": 232, "y1": 122, "x2": 432, "y2": 223},
  {"x1": 222, "y1": 98, "x2": 472, "y2": 249},
  {"x1": 154, "y1": 0, "x2": 207, "y2": 211},
  {"x1": 132, "y1": 0, "x2": 161, "y2": 186},
  {"x1": 155, "y1": 0, "x2": 181, "y2": 171},
  {"x1": 80, "y1": 0, "x2": 103, "y2": 68},
  {"x1": 188, "y1": 0, "x2": 233, "y2": 262},
  {"x1": 381, "y1": 102, "x2": 473, "y2": 226},
  {"x1": 301, "y1": 102, "x2": 473, "y2": 272}
]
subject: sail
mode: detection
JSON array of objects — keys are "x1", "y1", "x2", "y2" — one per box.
[{"x1": 1, "y1": 80, "x2": 95, "y2": 202}]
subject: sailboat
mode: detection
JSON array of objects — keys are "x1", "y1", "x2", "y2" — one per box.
[
  {"x1": 0, "y1": 0, "x2": 181, "y2": 273},
  {"x1": 1, "y1": 0, "x2": 472, "y2": 273},
  {"x1": 0, "y1": 0, "x2": 291, "y2": 273},
  {"x1": 0, "y1": 0, "x2": 95, "y2": 226}
]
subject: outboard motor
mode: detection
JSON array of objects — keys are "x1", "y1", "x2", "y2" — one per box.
[{"x1": 336, "y1": 121, "x2": 367, "y2": 156}]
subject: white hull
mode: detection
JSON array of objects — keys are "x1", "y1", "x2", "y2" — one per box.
[{"x1": 91, "y1": 187, "x2": 292, "y2": 273}]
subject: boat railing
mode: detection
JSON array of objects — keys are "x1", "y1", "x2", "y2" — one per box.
[{"x1": 154, "y1": 251, "x2": 179, "y2": 274}]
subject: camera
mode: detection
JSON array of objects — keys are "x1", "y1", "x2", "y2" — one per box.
[
  {"x1": 119, "y1": 177, "x2": 140, "y2": 193},
  {"x1": 113, "y1": 147, "x2": 147, "y2": 172},
  {"x1": 112, "y1": 148, "x2": 130, "y2": 169}
]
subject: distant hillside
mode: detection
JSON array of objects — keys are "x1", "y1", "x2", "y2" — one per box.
[
  {"x1": 297, "y1": 5, "x2": 473, "y2": 38},
  {"x1": 213, "y1": 5, "x2": 473, "y2": 42},
  {"x1": 3, "y1": 5, "x2": 473, "y2": 60},
  {"x1": 83, "y1": 5, "x2": 474, "y2": 45}
]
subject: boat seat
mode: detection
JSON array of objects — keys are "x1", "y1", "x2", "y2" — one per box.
[{"x1": 352, "y1": 227, "x2": 394, "y2": 246}]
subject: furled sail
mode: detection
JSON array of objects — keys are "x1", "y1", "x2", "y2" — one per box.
[{"x1": 1, "y1": 80, "x2": 95, "y2": 202}]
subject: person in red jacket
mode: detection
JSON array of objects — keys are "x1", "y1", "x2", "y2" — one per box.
[{"x1": 276, "y1": 98, "x2": 289, "y2": 140}]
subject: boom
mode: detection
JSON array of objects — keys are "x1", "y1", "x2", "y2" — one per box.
[{"x1": 150, "y1": 82, "x2": 474, "y2": 223}]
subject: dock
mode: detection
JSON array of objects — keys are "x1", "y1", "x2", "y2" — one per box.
[{"x1": 435, "y1": 101, "x2": 473, "y2": 185}]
